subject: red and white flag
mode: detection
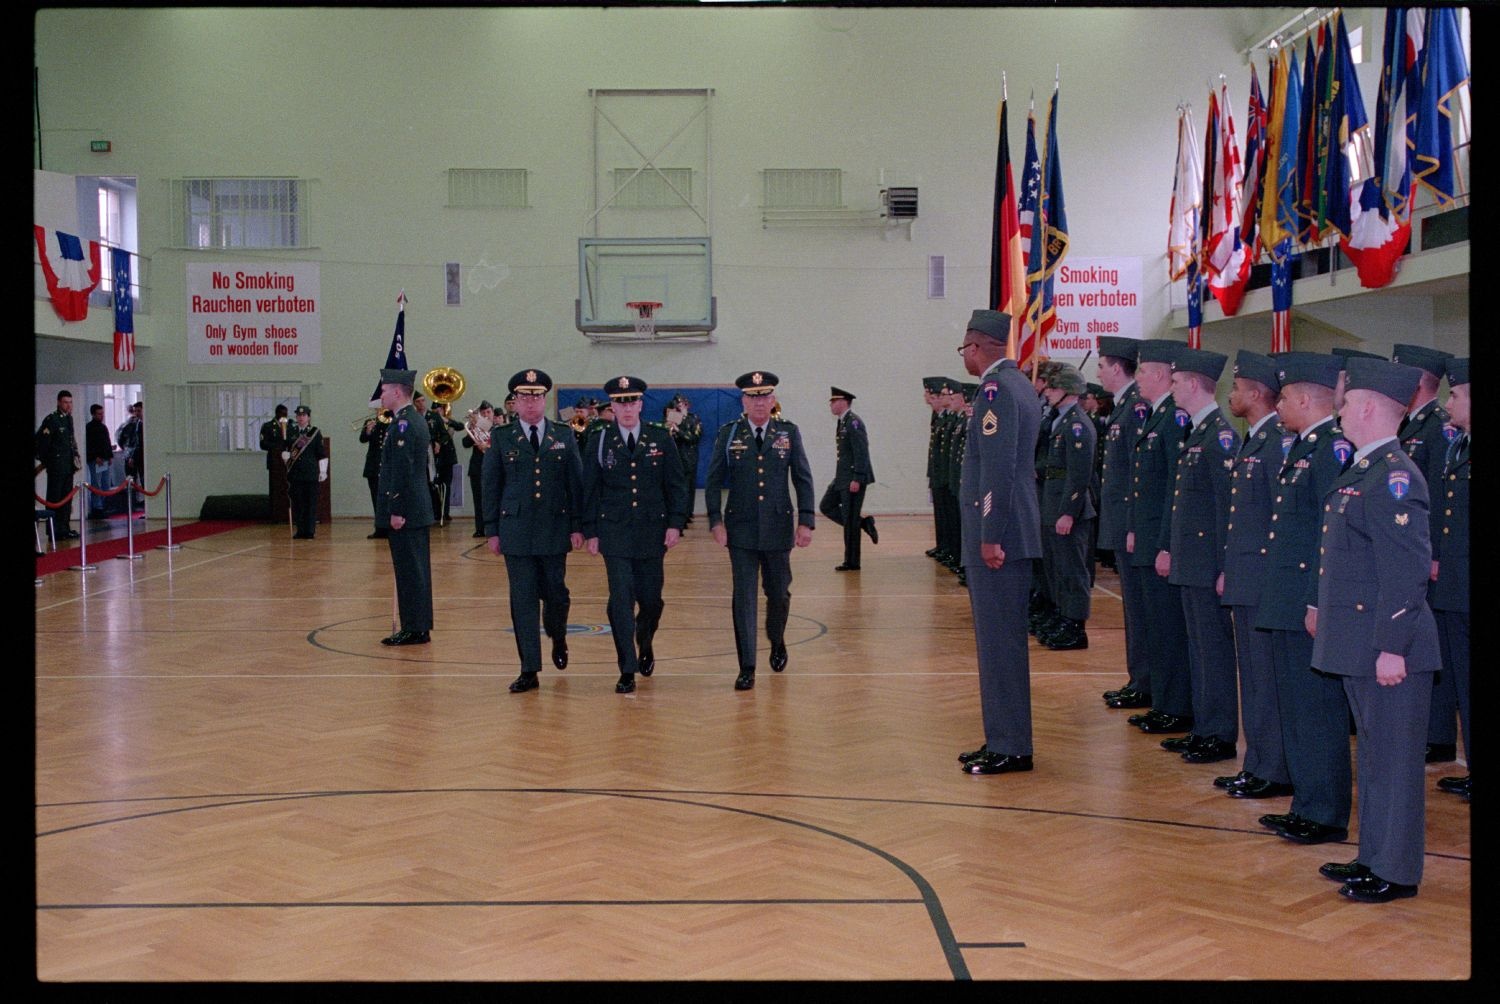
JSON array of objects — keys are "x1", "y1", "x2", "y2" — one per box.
[
  {"x1": 34, "y1": 226, "x2": 101, "y2": 322},
  {"x1": 1203, "y1": 82, "x2": 1252, "y2": 315}
]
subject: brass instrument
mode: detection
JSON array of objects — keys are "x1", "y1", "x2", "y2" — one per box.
[
  {"x1": 569, "y1": 412, "x2": 590, "y2": 434},
  {"x1": 352, "y1": 409, "x2": 394, "y2": 431},
  {"x1": 422, "y1": 366, "x2": 466, "y2": 406},
  {"x1": 464, "y1": 407, "x2": 493, "y2": 450}
]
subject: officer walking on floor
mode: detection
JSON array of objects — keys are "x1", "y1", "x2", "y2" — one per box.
[
  {"x1": 1036, "y1": 363, "x2": 1096, "y2": 650},
  {"x1": 1311, "y1": 356, "x2": 1442, "y2": 902},
  {"x1": 376, "y1": 369, "x2": 435, "y2": 646},
  {"x1": 819, "y1": 386, "x2": 878, "y2": 571},
  {"x1": 1215, "y1": 351, "x2": 1294, "y2": 798},
  {"x1": 704, "y1": 370, "x2": 816, "y2": 691},
  {"x1": 1432, "y1": 357, "x2": 1470, "y2": 801}
]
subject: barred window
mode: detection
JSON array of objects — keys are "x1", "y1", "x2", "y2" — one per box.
[
  {"x1": 174, "y1": 382, "x2": 304, "y2": 453},
  {"x1": 447, "y1": 168, "x2": 529, "y2": 208},
  {"x1": 762, "y1": 169, "x2": 844, "y2": 209},
  {"x1": 170, "y1": 178, "x2": 308, "y2": 249},
  {"x1": 611, "y1": 167, "x2": 693, "y2": 208}
]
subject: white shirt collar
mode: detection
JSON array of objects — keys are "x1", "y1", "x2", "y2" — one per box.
[
  {"x1": 1301, "y1": 414, "x2": 1336, "y2": 440},
  {"x1": 1353, "y1": 435, "x2": 1400, "y2": 464},
  {"x1": 1248, "y1": 412, "x2": 1277, "y2": 437},
  {"x1": 1190, "y1": 402, "x2": 1218, "y2": 428}
]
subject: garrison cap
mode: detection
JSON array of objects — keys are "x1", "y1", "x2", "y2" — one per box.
[
  {"x1": 508, "y1": 369, "x2": 552, "y2": 394},
  {"x1": 477, "y1": 399, "x2": 494, "y2": 411},
  {"x1": 1330, "y1": 346, "x2": 1384, "y2": 369},
  {"x1": 1445, "y1": 357, "x2": 1469, "y2": 387},
  {"x1": 379, "y1": 367, "x2": 417, "y2": 388},
  {"x1": 1136, "y1": 339, "x2": 1186, "y2": 366},
  {"x1": 961, "y1": 382, "x2": 979, "y2": 402},
  {"x1": 736, "y1": 371, "x2": 778, "y2": 396},
  {"x1": 1232, "y1": 350, "x2": 1281, "y2": 392},
  {"x1": 1096, "y1": 335, "x2": 1140, "y2": 363},
  {"x1": 1085, "y1": 382, "x2": 1107, "y2": 398},
  {"x1": 503, "y1": 392, "x2": 516, "y2": 404},
  {"x1": 1171, "y1": 347, "x2": 1228, "y2": 381},
  {"x1": 1276, "y1": 352, "x2": 1342, "y2": 389},
  {"x1": 604, "y1": 375, "x2": 648, "y2": 401},
  {"x1": 294, "y1": 405, "x2": 311, "y2": 416},
  {"x1": 1391, "y1": 343, "x2": 1455, "y2": 378},
  {"x1": 1345, "y1": 357, "x2": 1424, "y2": 406},
  {"x1": 1045, "y1": 363, "x2": 1088, "y2": 395},
  {"x1": 966, "y1": 309, "x2": 1011, "y2": 341},
  {"x1": 829, "y1": 386, "x2": 856, "y2": 402}
]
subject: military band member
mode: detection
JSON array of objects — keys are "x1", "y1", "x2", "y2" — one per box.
[
  {"x1": 704, "y1": 370, "x2": 816, "y2": 691},
  {"x1": 1097, "y1": 337, "x2": 1153, "y2": 709},
  {"x1": 284, "y1": 405, "x2": 328, "y2": 539},
  {"x1": 666, "y1": 394, "x2": 703, "y2": 526},
  {"x1": 35, "y1": 389, "x2": 81, "y2": 538},
  {"x1": 1159, "y1": 348, "x2": 1240, "y2": 763},
  {"x1": 462, "y1": 400, "x2": 495, "y2": 538},
  {"x1": 428, "y1": 401, "x2": 462, "y2": 526},
  {"x1": 583, "y1": 376, "x2": 690, "y2": 693},
  {"x1": 1432, "y1": 358, "x2": 1470, "y2": 800},
  {"x1": 376, "y1": 369, "x2": 435, "y2": 646},
  {"x1": 954, "y1": 309, "x2": 1042, "y2": 775},
  {"x1": 1254, "y1": 353, "x2": 1354, "y2": 845},
  {"x1": 1216, "y1": 351, "x2": 1293, "y2": 798},
  {"x1": 359, "y1": 410, "x2": 389, "y2": 539},
  {"x1": 819, "y1": 386, "x2": 878, "y2": 571},
  {"x1": 260, "y1": 404, "x2": 291, "y2": 510},
  {"x1": 1312, "y1": 357, "x2": 1442, "y2": 902},
  {"x1": 1123, "y1": 340, "x2": 1194, "y2": 735},
  {"x1": 1037, "y1": 363, "x2": 1096, "y2": 650},
  {"x1": 484, "y1": 369, "x2": 585, "y2": 693}
]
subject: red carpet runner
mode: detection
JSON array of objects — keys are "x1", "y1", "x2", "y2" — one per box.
[{"x1": 35, "y1": 521, "x2": 254, "y2": 577}]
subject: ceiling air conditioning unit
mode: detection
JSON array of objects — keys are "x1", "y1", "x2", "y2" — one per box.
[{"x1": 882, "y1": 187, "x2": 918, "y2": 219}]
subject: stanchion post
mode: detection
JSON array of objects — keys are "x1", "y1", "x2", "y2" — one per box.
[
  {"x1": 116, "y1": 477, "x2": 145, "y2": 561},
  {"x1": 158, "y1": 473, "x2": 182, "y2": 551},
  {"x1": 68, "y1": 479, "x2": 97, "y2": 573}
]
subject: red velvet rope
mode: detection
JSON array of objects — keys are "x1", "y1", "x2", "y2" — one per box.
[
  {"x1": 34, "y1": 486, "x2": 79, "y2": 508},
  {"x1": 136, "y1": 476, "x2": 168, "y2": 498},
  {"x1": 37, "y1": 475, "x2": 168, "y2": 507}
]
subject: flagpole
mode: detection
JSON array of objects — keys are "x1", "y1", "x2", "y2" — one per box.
[{"x1": 1001, "y1": 70, "x2": 1021, "y2": 363}]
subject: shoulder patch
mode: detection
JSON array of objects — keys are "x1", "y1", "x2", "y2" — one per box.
[
  {"x1": 1387, "y1": 470, "x2": 1411, "y2": 498},
  {"x1": 1442, "y1": 422, "x2": 1459, "y2": 443},
  {"x1": 1332, "y1": 439, "x2": 1353, "y2": 465},
  {"x1": 981, "y1": 381, "x2": 999, "y2": 402},
  {"x1": 1132, "y1": 401, "x2": 1150, "y2": 420},
  {"x1": 1280, "y1": 434, "x2": 1295, "y2": 458},
  {"x1": 1071, "y1": 422, "x2": 1084, "y2": 437},
  {"x1": 1217, "y1": 428, "x2": 1235, "y2": 452},
  {"x1": 1174, "y1": 408, "x2": 1190, "y2": 427}
]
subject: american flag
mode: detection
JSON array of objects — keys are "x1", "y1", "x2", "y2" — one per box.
[
  {"x1": 111, "y1": 248, "x2": 135, "y2": 371},
  {"x1": 1016, "y1": 108, "x2": 1045, "y2": 373},
  {"x1": 1270, "y1": 238, "x2": 1293, "y2": 353}
]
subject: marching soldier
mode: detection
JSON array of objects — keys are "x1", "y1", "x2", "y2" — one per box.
[
  {"x1": 704, "y1": 370, "x2": 816, "y2": 691},
  {"x1": 1097, "y1": 338, "x2": 1153, "y2": 709},
  {"x1": 1159, "y1": 348, "x2": 1240, "y2": 764},
  {"x1": 819, "y1": 386, "x2": 878, "y2": 571},
  {"x1": 1432, "y1": 358, "x2": 1470, "y2": 800},
  {"x1": 462, "y1": 400, "x2": 495, "y2": 539},
  {"x1": 1037, "y1": 363, "x2": 1096, "y2": 650},
  {"x1": 375, "y1": 369, "x2": 435, "y2": 646},
  {"x1": 1254, "y1": 353, "x2": 1354, "y2": 845},
  {"x1": 1216, "y1": 351, "x2": 1293, "y2": 798},
  {"x1": 428, "y1": 401, "x2": 462, "y2": 526},
  {"x1": 665, "y1": 394, "x2": 703, "y2": 526},
  {"x1": 283, "y1": 405, "x2": 328, "y2": 539},
  {"x1": 1312, "y1": 356, "x2": 1442, "y2": 902},
  {"x1": 1123, "y1": 340, "x2": 1194, "y2": 735},
  {"x1": 484, "y1": 369, "x2": 585, "y2": 694},
  {"x1": 582, "y1": 376, "x2": 690, "y2": 693},
  {"x1": 35, "y1": 389, "x2": 81, "y2": 538}
]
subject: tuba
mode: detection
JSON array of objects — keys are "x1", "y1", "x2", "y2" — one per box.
[
  {"x1": 464, "y1": 407, "x2": 493, "y2": 449},
  {"x1": 422, "y1": 366, "x2": 466, "y2": 407}
]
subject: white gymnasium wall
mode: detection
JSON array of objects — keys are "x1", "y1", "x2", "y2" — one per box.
[{"x1": 34, "y1": 7, "x2": 1464, "y2": 519}]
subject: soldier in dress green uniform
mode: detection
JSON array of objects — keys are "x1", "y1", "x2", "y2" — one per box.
[
  {"x1": 376, "y1": 369, "x2": 435, "y2": 646},
  {"x1": 582, "y1": 376, "x2": 689, "y2": 693},
  {"x1": 284, "y1": 405, "x2": 328, "y2": 539},
  {"x1": 819, "y1": 386, "x2": 878, "y2": 571},
  {"x1": 1432, "y1": 358, "x2": 1470, "y2": 801},
  {"x1": 1037, "y1": 363, "x2": 1097, "y2": 650},
  {"x1": 34, "y1": 389, "x2": 81, "y2": 538},
  {"x1": 665, "y1": 394, "x2": 703, "y2": 527}
]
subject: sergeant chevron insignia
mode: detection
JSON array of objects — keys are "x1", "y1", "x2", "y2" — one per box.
[{"x1": 982, "y1": 411, "x2": 999, "y2": 436}]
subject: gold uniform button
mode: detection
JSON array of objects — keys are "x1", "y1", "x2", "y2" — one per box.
[
  {"x1": 1268, "y1": 532, "x2": 1275, "y2": 539},
  {"x1": 1259, "y1": 548, "x2": 1268, "y2": 555},
  {"x1": 1276, "y1": 495, "x2": 1283, "y2": 502},
  {"x1": 1197, "y1": 531, "x2": 1205, "y2": 537},
  {"x1": 535, "y1": 480, "x2": 541, "y2": 486},
  {"x1": 534, "y1": 492, "x2": 542, "y2": 499},
  {"x1": 1445, "y1": 509, "x2": 1452, "y2": 516},
  {"x1": 1230, "y1": 506, "x2": 1236, "y2": 513},
  {"x1": 1271, "y1": 514, "x2": 1278, "y2": 521},
  {"x1": 1320, "y1": 568, "x2": 1325, "y2": 575},
  {"x1": 1228, "y1": 523, "x2": 1234, "y2": 530},
  {"x1": 1299, "y1": 562, "x2": 1307, "y2": 570},
  {"x1": 758, "y1": 495, "x2": 765, "y2": 501},
  {"x1": 1325, "y1": 504, "x2": 1332, "y2": 511},
  {"x1": 1447, "y1": 491, "x2": 1454, "y2": 498},
  {"x1": 759, "y1": 481, "x2": 765, "y2": 487},
  {"x1": 1443, "y1": 528, "x2": 1450, "y2": 535},
  {"x1": 632, "y1": 501, "x2": 638, "y2": 507},
  {"x1": 1355, "y1": 603, "x2": 1365, "y2": 612},
  {"x1": 631, "y1": 475, "x2": 638, "y2": 480},
  {"x1": 1320, "y1": 547, "x2": 1325, "y2": 555}
]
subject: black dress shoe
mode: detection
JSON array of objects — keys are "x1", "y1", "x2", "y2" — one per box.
[
  {"x1": 508, "y1": 672, "x2": 539, "y2": 693},
  {"x1": 1259, "y1": 812, "x2": 1297, "y2": 831},
  {"x1": 1215, "y1": 770, "x2": 1254, "y2": 790},
  {"x1": 957, "y1": 743, "x2": 988, "y2": 764},
  {"x1": 963, "y1": 751, "x2": 1034, "y2": 775},
  {"x1": 769, "y1": 643, "x2": 788, "y2": 672},
  {"x1": 1102, "y1": 683, "x2": 1135, "y2": 702},
  {"x1": 472, "y1": 531, "x2": 486, "y2": 538},
  {"x1": 552, "y1": 638, "x2": 568, "y2": 670},
  {"x1": 1425, "y1": 743, "x2": 1457, "y2": 763},
  {"x1": 834, "y1": 563, "x2": 860, "y2": 571},
  {"x1": 1127, "y1": 710, "x2": 1154, "y2": 726},
  {"x1": 925, "y1": 547, "x2": 941, "y2": 558},
  {"x1": 1138, "y1": 713, "x2": 1194, "y2": 735},
  {"x1": 734, "y1": 670, "x2": 755, "y2": 691},
  {"x1": 1108, "y1": 690, "x2": 1153, "y2": 709},
  {"x1": 615, "y1": 673, "x2": 636, "y2": 694},
  {"x1": 1227, "y1": 778, "x2": 1294, "y2": 799},
  {"x1": 1437, "y1": 774, "x2": 1471, "y2": 795},
  {"x1": 862, "y1": 516, "x2": 878, "y2": 544},
  {"x1": 1044, "y1": 623, "x2": 1089, "y2": 650},
  {"x1": 1319, "y1": 859, "x2": 1371, "y2": 883},
  {"x1": 956, "y1": 572, "x2": 967, "y2": 588},
  {"x1": 1339, "y1": 874, "x2": 1418, "y2": 903},
  {"x1": 60, "y1": 529, "x2": 81, "y2": 539},
  {"x1": 1275, "y1": 817, "x2": 1348, "y2": 845},
  {"x1": 293, "y1": 533, "x2": 314, "y2": 539},
  {"x1": 367, "y1": 531, "x2": 388, "y2": 539},
  {"x1": 1182, "y1": 738, "x2": 1237, "y2": 764},
  {"x1": 1160, "y1": 733, "x2": 1202, "y2": 753},
  {"x1": 638, "y1": 645, "x2": 655, "y2": 677},
  {"x1": 380, "y1": 630, "x2": 429, "y2": 646}
]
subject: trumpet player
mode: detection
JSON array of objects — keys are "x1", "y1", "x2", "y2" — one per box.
[
  {"x1": 283, "y1": 405, "x2": 328, "y2": 539},
  {"x1": 462, "y1": 400, "x2": 495, "y2": 539},
  {"x1": 260, "y1": 404, "x2": 291, "y2": 518},
  {"x1": 429, "y1": 401, "x2": 463, "y2": 527},
  {"x1": 359, "y1": 409, "x2": 391, "y2": 539}
]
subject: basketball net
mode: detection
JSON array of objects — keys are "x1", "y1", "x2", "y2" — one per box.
[{"x1": 627, "y1": 301, "x2": 661, "y2": 338}]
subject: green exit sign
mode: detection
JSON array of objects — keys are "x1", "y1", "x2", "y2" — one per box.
[{"x1": 90, "y1": 140, "x2": 111, "y2": 153}]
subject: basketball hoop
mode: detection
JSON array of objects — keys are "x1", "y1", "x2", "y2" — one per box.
[{"x1": 626, "y1": 301, "x2": 663, "y2": 338}]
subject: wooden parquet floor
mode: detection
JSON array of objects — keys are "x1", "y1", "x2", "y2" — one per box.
[{"x1": 35, "y1": 516, "x2": 1472, "y2": 981}]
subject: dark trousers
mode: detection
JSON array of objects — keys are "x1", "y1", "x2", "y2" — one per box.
[
  {"x1": 1181, "y1": 584, "x2": 1238, "y2": 743},
  {"x1": 433, "y1": 470, "x2": 453, "y2": 524},
  {"x1": 1270, "y1": 628, "x2": 1352, "y2": 829},
  {"x1": 1436, "y1": 609, "x2": 1471, "y2": 769},
  {"x1": 1137, "y1": 568, "x2": 1191, "y2": 717},
  {"x1": 387, "y1": 527, "x2": 433, "y2": 632},
  {"x1": 819, "y1": 481, "x2": 867, "y2": 567},
  {"x1": 1231, "y1": 605, "x2": 1286, "y2": 783},
  {"x1": 46, "y1": 466, "x2": 73, "y2": 530},
  {"x1": 1344, "y1": 671, "x2": 1433, "y2": 886},
  {"x1": 504, "y1": 553, "x2": 570, "y2": 673},
  {"x1": 470, "y1": 471, "x2": 485, "y2": 535},
  {"x1": 1117, "y1": 558, "x2": 1153, "y2": 694},
  {"x1": 366, "y1": 476, "x2": 385, "y2": 536},
  {"x1": 728, "y1": 546, "x2": 791, "y2": 671},
  {"x1": 967, "y1": 556, "x2": 1035, "y2": 756},
  {"x1": 1043, "y1": 518, "x2": 1094, "y2": 621},
  {"x1": 289, "y1": 479, "x2": 318, "y2": 537},
  {"x1": 603, "y1": 555, "x2": 665, "y2": 673},
  {"x1": 929, "y1": 485, "x2": 943, "y2": 551}
]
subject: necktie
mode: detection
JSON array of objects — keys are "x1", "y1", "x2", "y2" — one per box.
[
  {"x1": 627, "y1": 432, "x2": 636, "y2": 453},
  {"x1": 756, "y1": 427, "x2": 764, "y2": 452},
  {"x1": 529, "y1": 426, "x2": 540, "y2": 453}
]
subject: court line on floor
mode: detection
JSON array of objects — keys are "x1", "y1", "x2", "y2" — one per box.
[
  {"x1": 34, "y1": 670, "x2": 1130, "y2": 680},
  {"x1": 34, "y1": 543, "x2": 270, "y2": 612}
]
